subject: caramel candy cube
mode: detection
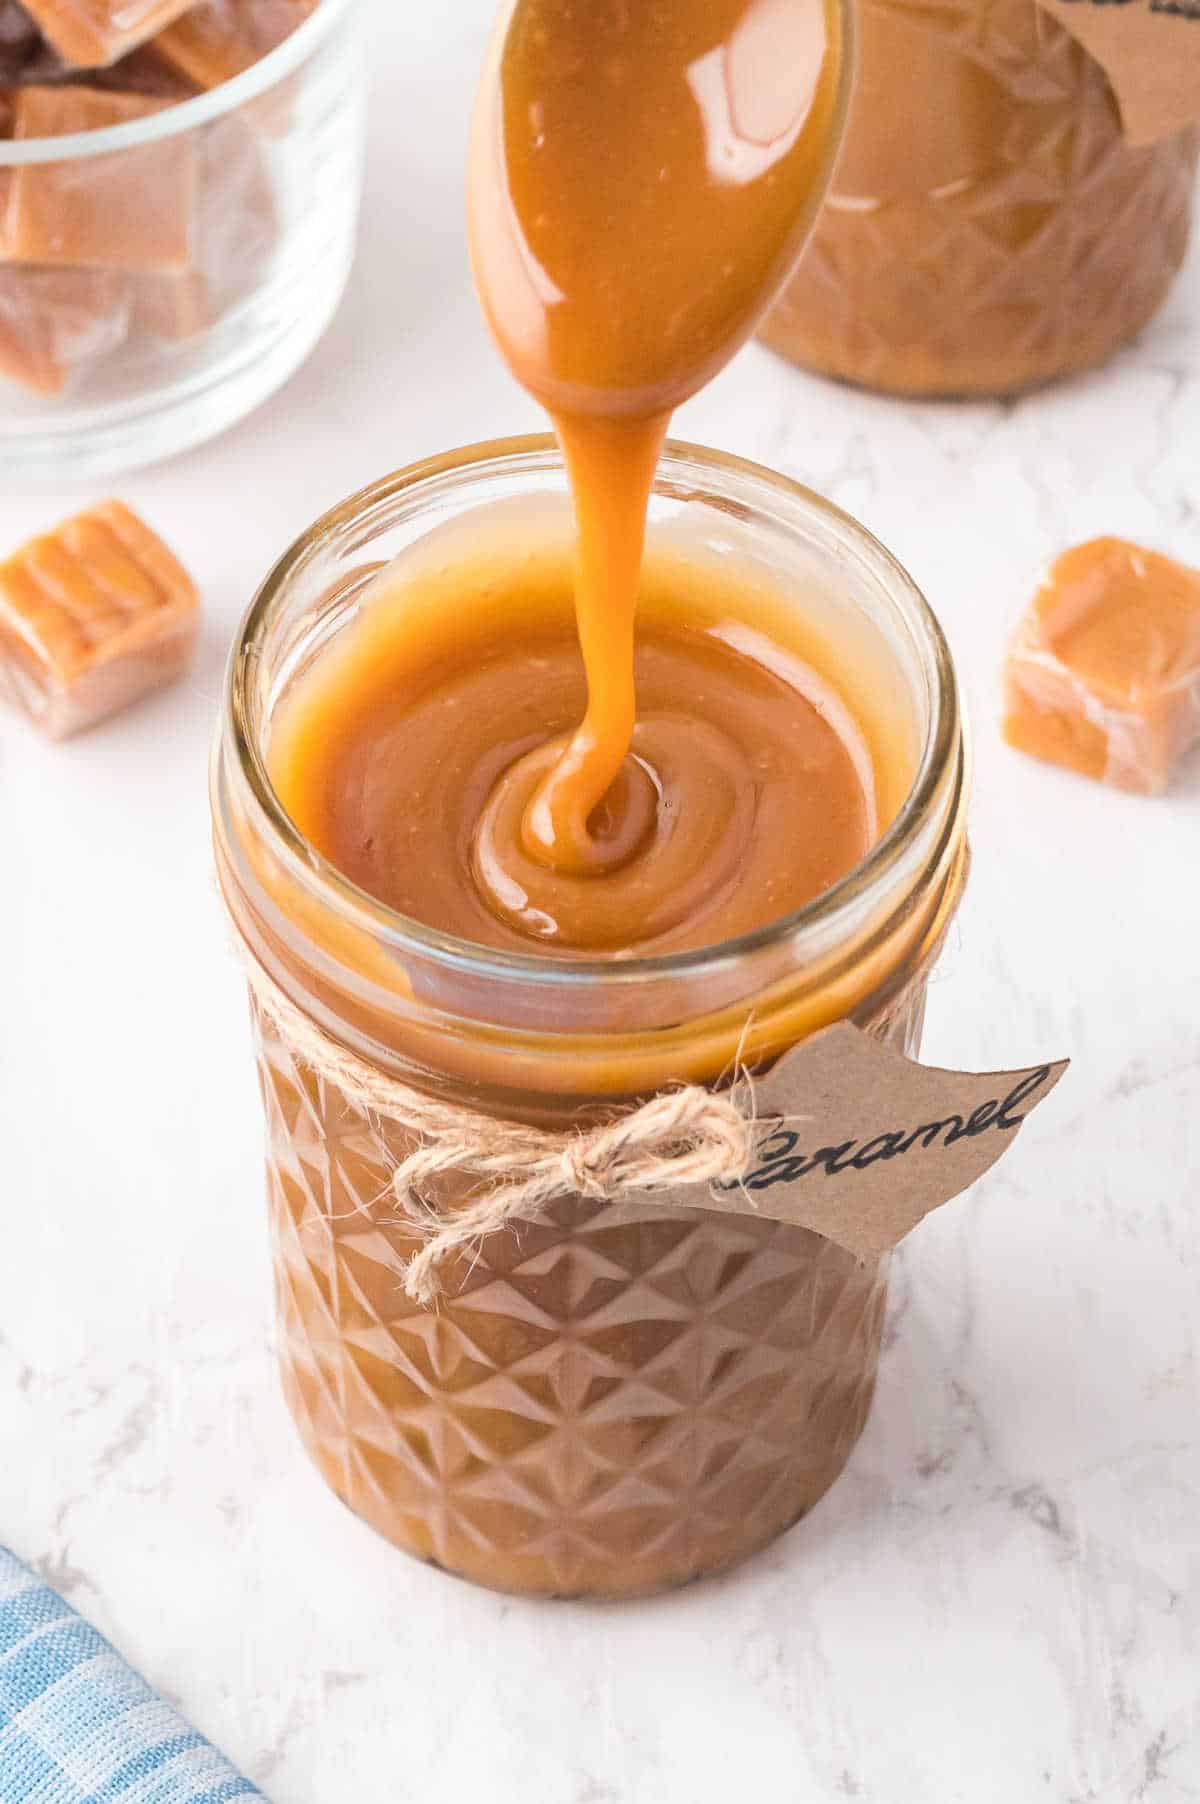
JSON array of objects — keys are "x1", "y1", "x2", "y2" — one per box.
[
  {"x1": 154, "y1": 0, "x2": 317, "y2": 89},
  {"x1": 0, "y1": 262, "x2": 129, "y2": 392},
  {"x1": 3, "y1": 86, "x2": 196, "y2": 271},
  {"x1": 19, "y1": 40, "x2": 202, "y2": 97},
  {"x1": 127, "y1": 263, "x2": 208, "y2": 338},
  {"x1": 1004, "y1": 537, "x2": 1200, "y2": 794},
  {"x1": 17, "y1": 0, "x2": 194, "y2": 69},
  {"x1": 0, "y1": 2, "x2": 39, "y2": 81},
  {"x1": 0, "y1": 86, "x2": 13, "y2": 276},
  {"x1": 129, "y1": 110, "x2": 276, "y2": 339},
  {"x1": 0, "y1": 502, "x2": 198, "y2": 737}
]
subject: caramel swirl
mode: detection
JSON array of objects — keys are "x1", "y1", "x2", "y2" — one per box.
[
  {"x1": 468, "y1": 0, "x2": 845, "y2": 890},
  {"x1": 273, "y1": 583, "x2": 875, "y2": 958}
]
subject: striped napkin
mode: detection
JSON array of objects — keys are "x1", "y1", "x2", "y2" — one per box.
[{"x1": 0, "y1": 1548, "x2": 265, "y2": 1803}]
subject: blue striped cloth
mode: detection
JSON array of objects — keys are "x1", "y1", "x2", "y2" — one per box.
[{"x1": 0, "y1": 1548, "x2": 265, "y2": 1803}]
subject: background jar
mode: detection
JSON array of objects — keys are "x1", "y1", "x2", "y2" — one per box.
[
  {"x1": 760, "y1": 0, "x2": 1198, "y2": 398},
  {"x1": 0, "y1": 0, "x2": 364, "y2": 480},
  {"x1": 211, "y1": 438, "x2": 970, "y2": 1600}
]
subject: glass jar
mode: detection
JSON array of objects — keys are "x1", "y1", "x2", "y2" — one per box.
[
  {"x1": 211, "y1": 438, "x2": 970, "y2": 1599},
  {"x1": 0, "y1": 0, "x2": 363, "y2": 479},
  {"x1": 760, "y1": 0, "x2": 1198, "y2": 397}
]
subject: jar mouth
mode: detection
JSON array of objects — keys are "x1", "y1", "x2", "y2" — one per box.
[
  {"x1": 223, "y1": 434, "x2": 963, "y2": 994},
  {"x1": 0, "y1": 0, "x2": 353, "y2": 166}
]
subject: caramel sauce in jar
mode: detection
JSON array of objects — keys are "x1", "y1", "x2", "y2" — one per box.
[
  {"x1": 213, "y1": 444, "x2": 969, "y2": 1597},
  {"x1": 211, "y1": 0, "x2": 974, "y2": 1598},
  {"x1": 761, "y1": 0, "x2": 1198, "y2": 397},
  {"x1": 268, "y1": 540, "x2": 880, "y2": 958}
]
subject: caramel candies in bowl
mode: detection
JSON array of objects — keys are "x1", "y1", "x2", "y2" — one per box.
[
  {"x1": 0, "y1": 0, "x2": 363, "y2": 478},
  {"x1": 0, "y1": 500, "x2": 198, "y2": 735},
  {"x1": 1004, "y1": 538, "x2": 1200, "y2": 794}
]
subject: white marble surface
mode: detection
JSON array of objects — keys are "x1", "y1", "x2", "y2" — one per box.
[{"x1": 2, "y1": 2, "x2": 1199, "y2": 1798}]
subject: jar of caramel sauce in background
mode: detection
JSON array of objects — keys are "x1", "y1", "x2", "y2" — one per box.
[
  {"x1": 761, "y1": 0, "x2": 1199, "y2": 396},
  {"x1": 212, "y1": 439, "x2": 969, "y2": 1599}
]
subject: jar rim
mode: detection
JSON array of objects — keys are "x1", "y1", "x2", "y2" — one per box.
[
  {"x1": 221, "y1": 434, "x2": 964, "y2": 994},
  {"x1": 0, "y1": 0, "x2": 354, "y2": 166}
]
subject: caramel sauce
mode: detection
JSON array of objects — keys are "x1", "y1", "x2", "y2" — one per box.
[
  {"x1": 271, "y1": 0, "x2": 856, "y2": 957},
  {"x1": 221, "y1": 0, "x2": 982, "y2": 1600},
  {"x1": 465, "y1": 0, "x2": 846, "y2": 903},
  {"x1": 271, "y1": 533, "x2": 878, "y2": 956},
  {"x1": 760, "y1": 0, "x2": 1197, "y2": 397}
]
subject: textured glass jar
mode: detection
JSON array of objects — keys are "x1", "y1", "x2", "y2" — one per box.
[
  {"x1": 0, "y1": 0, "x2": 363, "y2": 479},
  {"x1": 211, "y1": 439, "x2": 970, "y2": 1599},
  {"x1": 760, "y1": 0, "x2": 1198, "y2": 397}
]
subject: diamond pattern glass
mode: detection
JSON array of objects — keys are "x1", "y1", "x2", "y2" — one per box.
[
  {"x1": 761, "y1": 0, "x2": 1198, "y2": 395},
  {"x1": 253, "y1": 991, "x2": 925, "y2": 1598}
]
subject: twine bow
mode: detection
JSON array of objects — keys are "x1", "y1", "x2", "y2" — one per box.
[
  {"x1": 242, "y1": 955, "x2": 754, "y2": 1305},
  {"x1": 238, "y1": 839, "x2": 966, "y2": 1307}
]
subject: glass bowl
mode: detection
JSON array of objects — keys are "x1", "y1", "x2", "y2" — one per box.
[{"x1": 0, "y1": 0, "x2": 364, "y2": 478}]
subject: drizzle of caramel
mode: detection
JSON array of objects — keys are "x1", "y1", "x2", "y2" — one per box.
[
  {"x1": 467, "y1": 0, "x2": 845, "y2": 885},
  {"x1": 270, "y1": 533, "x2": 879, "y2": 957}
]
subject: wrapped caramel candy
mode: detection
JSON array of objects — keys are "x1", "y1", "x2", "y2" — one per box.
[
  {"x1": 3, "y1": 85, "x2": 196, "y2": 270},
  {"x1": 1004, "y1": 537, "x2": 1200, "y2": 794},
  {"x1": 0, "y1": 262, "x2": 128, "y2": 391},
  {"x1": 0, "y1": 2, "x2": 38, "y2": 81},
  {"x1": 0, "y1": 72, "x2": 276, "y2": 388},
  {"x1": 18, "y1": 39, "x2": 201, "y2": 98},
  {"x1": 17, "y1": 0, "x2": 194, "y2": 71},
  {"x1": 0, "y1": 501, "x2": 199, "y2": 736},
  {"x1": 154, "y1": 0, "x2": 317, "y2": 89},
  {"x1": 129, "y1": 110, "x2": 276, "y2": 338}
]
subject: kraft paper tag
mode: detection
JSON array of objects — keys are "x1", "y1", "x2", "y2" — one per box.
[
  {"x1": 1039, "y1": 0, "x2": 1200, "y2": 146},
  {"x1": 666, "y1": 1023, "x2": 1068, "y2": 1255}
]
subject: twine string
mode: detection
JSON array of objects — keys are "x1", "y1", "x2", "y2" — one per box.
[
  {"x1": 240, "y1": 845, "x2": 965, "y2": 1306},
  {"x1": 243, "y1": 957, "x2": 754, "y2": 1305}
]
